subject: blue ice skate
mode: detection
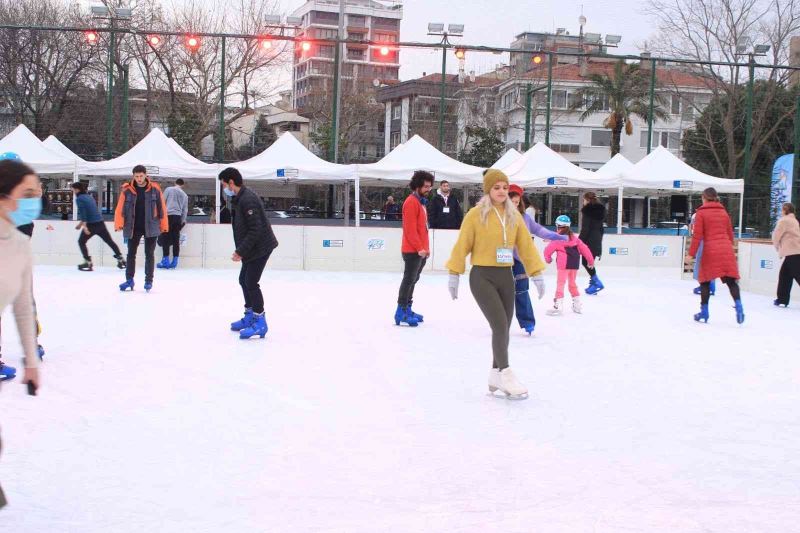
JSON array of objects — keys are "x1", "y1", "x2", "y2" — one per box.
[
  {"x1": 0, "y1": 362, "x2": 16, "y2": 381},
  {"x1": 169, "y1": 257, "x2": 179, "y2": 269},
  {"x1": 240, "y1": 313, "x2": 268, "y2": 339},
  {"x1": 156, "y1": 257, "x2": 170, "y2": 269},
  {"x1": 694, "y1": 304, "x2": 709, "y2": 323},
  {"x1": 734, "y1": 300, "x2": 745, "y2": 324},
  {"x1": 231, "y1": 309, "x2": 254, "y2": 331},
  {"x1": 585, "y1": 275, "x2": 604, "y2": 295},
  {"x1": 523, "y1": 324, "x2": 534, "y2": 336},
  {"x1": 774, "y1": 299, "x2": 787, "y2": 308},
  {"x1": 394, "y1": 305, "x2": 419, "y2": 327},
  {"x1": 144, "y1": 281, "x2": 153, "y2": 292},
  {"x1": 119, "y1": 279, "x2": 135, "y2": 292},
  {"x1": 408, "y1": 306, "x2": 424, "y2": 323}
]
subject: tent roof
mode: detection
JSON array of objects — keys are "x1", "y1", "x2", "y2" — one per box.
[
  {"x1": 43, "y1": 136, "x2": 86, "y2": 163},
  {"x1": 503, "y1": 143, "x2": 619, "y2": 189},
  {"x1": 0, "y1": 124, "x2": 76, "y2": 174},
  {"x1": 357, "y1": 135, "x2": 484, "y2": 185},
  {"x1": 230, "y1": 132, "x2": 354, "y2": 183},
  {"x1": 594, "y1": 153, "x2": 633, "y2": 181},
  {"x1": 623, "y1": 146, "x2": 743, "y2": 194},
  {"x1": 80, "y1": 129, "x2": 219, "y2": 179},
  {"x1": 491, "y1": 148, "x2": 522, "y2": 169}
]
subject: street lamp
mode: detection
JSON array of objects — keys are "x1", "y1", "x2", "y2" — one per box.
[
  {"x1": 735, "y1": 38, "x2": 770, "y2": 183},
  {"x1": 427, "y1": 22, "x2": 464, "y2": 152}
]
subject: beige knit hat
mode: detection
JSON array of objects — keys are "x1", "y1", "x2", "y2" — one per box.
[{"x1": 483, "y1": 168, "x2": 510, "y2": 194}]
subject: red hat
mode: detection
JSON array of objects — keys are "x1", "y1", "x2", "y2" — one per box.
[{"x1": 508, "y1": 184, "x2": 524, "y2": 197}]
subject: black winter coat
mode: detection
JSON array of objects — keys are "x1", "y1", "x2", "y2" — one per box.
[
  {"x1": 428, "y1": 193, "x2": 463, "y2": 229},
  {"x1": 579, "y1": 202, "x2": 606, "y2": 258},
  {"x1": 231, "y1": 186, "x2": 278, "y2": 262}
]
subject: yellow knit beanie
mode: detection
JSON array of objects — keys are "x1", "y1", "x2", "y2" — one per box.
[{"x1": 483, "y1": 169, "x2": 509, "y2": 194}]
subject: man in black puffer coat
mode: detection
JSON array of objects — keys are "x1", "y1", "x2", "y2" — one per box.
[
  {"x1": 219, "y1": 167, "x2": 279, "y2": 339},
  {"x1": 579, "y1": 191, "x2": 606, "y2": 295}
]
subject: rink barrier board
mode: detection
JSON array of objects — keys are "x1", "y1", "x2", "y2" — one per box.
[
  {"x1": 736, "y1": 240, "x2": 780, "y2": 296},
  {"x1": 30, "y1": 221, "x2": 688, "y2": 275}
]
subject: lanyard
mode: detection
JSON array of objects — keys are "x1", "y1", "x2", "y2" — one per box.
[{"x1": 493, "y1": 207, "x2": 508, "y2": 246}]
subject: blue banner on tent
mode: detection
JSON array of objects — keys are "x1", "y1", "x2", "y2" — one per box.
[{"x1": 771, "y1": 154, "x2": 794, "y2": 227}]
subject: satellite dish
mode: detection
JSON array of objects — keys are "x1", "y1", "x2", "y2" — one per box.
[{"x1": 373, "y1": 78, "x2": 381, "y2": 87}]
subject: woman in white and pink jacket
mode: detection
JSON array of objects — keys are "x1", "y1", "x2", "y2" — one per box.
[{"x1": 543, "y1": 215, "x2": 595, "y2": 315}]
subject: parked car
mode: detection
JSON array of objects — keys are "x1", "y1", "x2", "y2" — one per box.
[
  {"x1": 190, "y1": 207, "x2": 208, "y2": 217},
  {"x1": 269, "y1": 210, "x2": 290, "y2": 219},
  {"x1": 287, "y1": 206, "x2": 316, "y2": 218}
]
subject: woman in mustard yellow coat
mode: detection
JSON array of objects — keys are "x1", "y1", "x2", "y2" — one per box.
[{"x1": 446, "y1": 169, "x2": 546, "y2": 399}]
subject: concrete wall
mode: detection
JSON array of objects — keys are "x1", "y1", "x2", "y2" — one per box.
[{"x1": 30, "y1": 221, "x2": 687, "y2": 277}]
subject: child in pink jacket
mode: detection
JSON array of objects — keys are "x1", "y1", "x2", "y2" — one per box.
[{"x1": 543, "y1": 215, "x2": 595, "y2": 315}]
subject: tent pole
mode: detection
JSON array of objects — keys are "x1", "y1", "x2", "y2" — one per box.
[
  {"x1": 344, "y1": 181, "x2": 351, "y2": 227},
  {"x1": 617, "y1": 186, "x2": 623, "y2": 235},
  {"x1": 738, "y1": 190, "x2": 744, "y2": 238},
  {"x1": 72, "y1": 166, "x2": 78, "y2": 221},
  {"x1": 215, "y1": 177, "x2": 220, "y2": 225},
  {"x1": 354, "y1": 176, "x2": 361, "y2": 228}
]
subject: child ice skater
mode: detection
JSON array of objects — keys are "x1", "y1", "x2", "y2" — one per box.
[{"x1": 543, "y1": 215, "x2": 595, "y2": 315}]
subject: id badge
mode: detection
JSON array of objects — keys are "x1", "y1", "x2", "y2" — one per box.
[
  {"x1": 443, "y1": 207, "x2": 450, "y2": 214},
  {"x1": 496, "y1": 247, "x2": 513, "y2": 265}
]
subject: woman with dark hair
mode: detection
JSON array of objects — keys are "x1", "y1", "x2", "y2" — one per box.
[
  {"x1": 71, "y1": 182, "x2": 125, "y2": 272},
  {"x1": 688, "y1": 187, "x2": 744, "y2": 323},
  {"x1": 772, "y1": 202, "x2": 800, "y2": 307},
  {"x1": 0, "y1": 159, "x2": 42, "y2": 507},
  {"x1": 579, "y1": 191, "x2": 606, "y2": 294}
]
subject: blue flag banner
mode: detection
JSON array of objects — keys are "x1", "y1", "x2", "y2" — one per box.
[{"x1": 771, "y1": 154, "x2": 794, "y2": 227}]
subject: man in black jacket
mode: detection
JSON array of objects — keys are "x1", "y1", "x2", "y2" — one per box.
[
  {"x1": 219, "y1": 168, "x2": 279, "y2": 340},
  {"x1": 427, "y1": 180, "x2": 463, "y2": 229}
]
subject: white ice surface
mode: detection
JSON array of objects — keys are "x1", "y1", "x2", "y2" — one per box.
[{"x1": 1, "y1": 266, "x2": 799, "y2": 532}]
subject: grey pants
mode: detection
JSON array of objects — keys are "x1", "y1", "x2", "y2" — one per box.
[{"x1": 469, "y1": 266, "x2": 515, "y2": 369}]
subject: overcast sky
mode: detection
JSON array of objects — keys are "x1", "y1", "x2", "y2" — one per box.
[{"x1": 282, "y1": 0, "x2": 656, "y2": 79}]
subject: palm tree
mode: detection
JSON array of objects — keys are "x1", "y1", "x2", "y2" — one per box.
[{"x1": 571, "y1": 61, "x2": 669, "y2": 156}]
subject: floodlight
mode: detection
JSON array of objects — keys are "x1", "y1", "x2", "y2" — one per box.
[
  {"x1": 584, "y1": 32, "x2": 601, "y2": 42},
  {"x1": 264, "y1": 15, "x2": 281, "y2": 25},
  {"x1": 605, "y1": 34, "x2": 622, "y2": 45},
  {"x1": 754, "y1": 44, "x2": 771, "y2": 54},
  {"x1": 447, "y1": 24, "x2": 465, "y2": 35},
  {"x1": 91, "y1": 6, "x2": 110, "y2": 16},
  {"x1": 286, "y1": 16, "x2": 303, "y2": 26},
  {"x1": 116, "y1": 8, "x2": 132, "y2": 19},
  {"x1": 428, "y1": 23, "x2": 445, "y2": 33}
]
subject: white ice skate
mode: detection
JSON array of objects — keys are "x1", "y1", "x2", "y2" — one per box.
[
  {"x1": 546, "y1": 298, "x2": 563, "y2": 316},
  {"x1": 489, "y1": 367, "x2": 528, "y2": 400},
  {"x1": 572, "y1": 296, "x2": 582, "y2": 314}
]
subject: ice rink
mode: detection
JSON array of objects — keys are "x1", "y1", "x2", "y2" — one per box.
[{"x1": 1, "y1": 265, "x2": 799, "y2": 532}]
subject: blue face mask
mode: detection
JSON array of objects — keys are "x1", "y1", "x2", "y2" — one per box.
[
  {"x1": 9, "y1": 197, "x2": 42, "y2": 226},
  {"x1": 223, "y1": 188, "x2": 236, "y2": 197}
]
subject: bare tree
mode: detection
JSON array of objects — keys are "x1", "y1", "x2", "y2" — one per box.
[{"x1": 644, "y1": 0, "x2": 800, "y2": 178}]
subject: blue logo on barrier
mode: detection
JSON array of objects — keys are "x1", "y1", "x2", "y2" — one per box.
[
  {"x1": 760, "y1": 259, "x2": 774, "y2": 269},
  {"x1": 609, "y1": 247, "x2": 629, "y2": 256}
]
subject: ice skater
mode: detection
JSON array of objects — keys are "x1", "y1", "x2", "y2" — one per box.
[
  {"x1": 395, "y1": 170, "x2": 433, "y2": 327},
  {"x1": 157, "y1": 179, "x2": 188, "y2": 270},
  {"x1": 446, "y1": 169, "x2": 545, "y2": 399},
  {"x1": 114, "y1": 165, "x2": 169, "y2": 292},
  {"x1": 219, "y1": 168, "x2": 279, "y2": 340},
  {"x1": 508, "y1": 184, "x2": 563, "y2": 334},
  {"x1": 690, "y1": 210, "x2": 715, "y2": 296},
  {"x1": 772, "y1": 202, "x2": 800, "y2": 307},
  {"x1": 579, "y1": 192, "x2": 606, "y2": 294},
  {"x1": 688, "y1": 187, "x2": 744, "y2": 324},
  {"x1": 0, "y1": 160, "x2": 43, "y2": 510},
  {"x1": 71, "y1": 182, "x2": 125, "y2": 272},
  {"x1": 543, "y1": 215, "x2": 595, "y2": 315}
]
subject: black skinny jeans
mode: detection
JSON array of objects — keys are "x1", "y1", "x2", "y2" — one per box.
[
  {"x1": 397, "y1": 252, "x2": 427, "y2": 306},
  {"x1": 700, "y1": 277, "x2": 740, "y2": 305},
  {"x1": 777, "y1": 254, "x2": 800, "y2": 305},
  {"x1": 582, "y1": 256, "x2": 597, "y2": 277},
  {"x1": 78, "y1": 222, "x2": 122, "y2": 260},
  {"x1": 126, "y1": 230, "x2": 158, "y2": 282},
  {"x1": 162, "y1": 215, "x2": 183, "y2": 258},
  {"x1": 239, "y1": 252, "x2": 271, "y2": 314}
]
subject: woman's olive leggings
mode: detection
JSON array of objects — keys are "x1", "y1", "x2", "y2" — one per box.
[{"x1": 469, "y1": 266, "x2": 515, "y2": 370}]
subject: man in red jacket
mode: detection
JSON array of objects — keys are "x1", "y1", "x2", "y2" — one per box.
[{"x1": 395, "y1": 170, "x2": 434, "y2": 327}]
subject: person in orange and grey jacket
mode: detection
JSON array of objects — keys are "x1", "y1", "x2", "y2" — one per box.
[
  {"x1": 114, "y1": 165, "x2": 168, "y2": 292},
  {"x1": 428, "y1": 180, "x2": 463, "y2": 229},
  {"x1": 395, "y1": 170, "x2": 434, "y2": 327},
  {"x1": 772, "y1": 202, "x2": 800, "y2": 307}
]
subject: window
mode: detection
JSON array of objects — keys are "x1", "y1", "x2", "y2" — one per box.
[
  {"x1": 668, "y1": 131, "x2": 681, "y2": 149},
  {"x1": 485, "y1": 100, "x2": 495, "y2": 114},
  {"x1": 358, "y1": 122, "x2": 367, "y2": 133},
  {"x1": 681, "y1": 96, "x2": 695, "y2": 121},
  {"x1": 640, "y1": 130, "x2": 681, "y2": 150},
  {"x1": 551, "y1": 143, "x2": 580, "y2": 154},
  {"x1": 567, "y1": 92, "x2": 583, "y2": 110},
  {"x1": 591, "y1": 129, "x2": 612, "y2": 147},
  {"x1": 392, "y1": 105, "x2": 401, "y2": 120},
  {"x1": 377, "y1": 122, "x2": 384, "y2": 133},
  {"x1": 376, "y1": 144, "x2": 385, "y2": 158},
  {"x1": 390, "y1": 132, "x2": 401, "y2": 149},
  {"x1": 316, "y1": 28, "x2": 338, "y2": 39},
  {"x1": 374, "y1": 33, "x2": 397, "y2": 43},
  {"x1": 312, "y1": 11, "x2": 339, "y2": 25},
  {"x1": 551, "y1": 90, "x2": 567, "y2": 109},
  {"x1": 372, "y1": 17, "x2": 399, "y2": 31},
  {"x1": 671, "y1": 94, "x2": 680, "y2": 115},
  {"x1": 347, "y1": 48, "x2": 365, "y2": 60},
  {"x1": 319, "y1": 45, "x2": 334, "y2": 58},
  {"x1": 348, "y1": 15, "x2": 366, "y2": 27},
  {"x1": 587, "y1": 94, "x2": 610, "y2": 111},
  {"x1": 150, "y1": 121, "x2": 170, "y2": 134},
  {"x1": 358, "y1": 144, "x2": 368, "y2": 158},
  {"x1": 502, "y1": 92, "x2": 513, "y2": 110}
]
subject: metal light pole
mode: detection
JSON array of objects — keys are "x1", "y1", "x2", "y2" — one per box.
[
  {"x1": 438, "y1": 43, "x2": 447, "y2": 150},
  {"x1": 647, "y1": 58, "x2": 656, "y2": 154},
  {"x1": 743, "y1": 56, "x2": 755, "y2": 182},
  {"x1": 545, "y1": 52, "x2": 553, "y2": 146},
  {"x1": 330, "y1": 0, "x2": 345, "y2": 164},
  {"x1": 121, "y1": 64, "x2": 129, "y2": 151},
  {"x1": 524, "y1": 84, "x2": 547, "y2": 150},
  {"x1": 106, "y1": 20, "x2": 115, "y2": 159},
  {"x1": 217, "y1": 36, "x2": 226, "y2": 162}
]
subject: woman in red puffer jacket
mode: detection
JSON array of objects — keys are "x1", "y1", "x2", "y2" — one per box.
[{"x1": 687, "y1": 187, "x2": 744, "y2": 324}]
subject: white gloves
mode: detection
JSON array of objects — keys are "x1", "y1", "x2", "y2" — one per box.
[
  {"x1": 531, "y1": 275, "x2": 546, "y2": 299},
  {"x1": 448, "y1": 273, "x2": 460, "y2": 300}
]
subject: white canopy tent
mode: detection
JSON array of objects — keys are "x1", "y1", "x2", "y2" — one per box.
[
  {"x1": 43, "y1": 135, "x2": 86, "y2": 163},
  {"x1": 594, "y1": 154, "x2": 634, "y2": 235},
  {"x1": 503, "y1": 142, "x2": 620, "y2": 189},
  {"x1": 0, "y1": 124, "x2": 77, "y2": 175},
  {"x1": 622, "y1": 147, "x2": 745, "y2": 236},
  {"x1": 491, "y1": 148, "x2": 522, "y2": 170}
]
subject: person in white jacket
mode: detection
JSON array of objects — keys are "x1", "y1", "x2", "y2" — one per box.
[{"x1": 0, "y1": 158, "x2": 42, "y2": 508}]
